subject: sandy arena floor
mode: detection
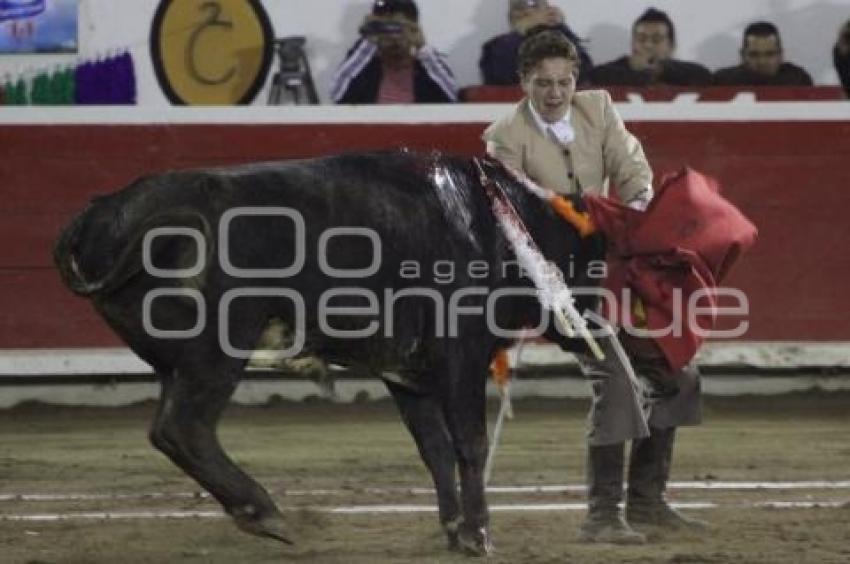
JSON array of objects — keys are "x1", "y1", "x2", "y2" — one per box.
[{"x1": 1, "y1": 392, "x2": 848, "y2": 563}]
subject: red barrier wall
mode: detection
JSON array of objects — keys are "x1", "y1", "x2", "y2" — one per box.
[{"x1": 2, "y1": 119, "x2": 849, "y2": 348}]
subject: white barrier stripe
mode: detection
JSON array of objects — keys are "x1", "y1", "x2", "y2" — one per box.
[
  {"x1": 2, "y1": 102, "x2": 850, "y2": 125},
  {"x1": 1, "y1": 501, "x2": 845, "y2": 521},
  {"x1": 2, "y1": 480, "x2": 848, "y2": 502},
  {"x1": 5, "y1": 342, "x2": 850, "y2": 375}
]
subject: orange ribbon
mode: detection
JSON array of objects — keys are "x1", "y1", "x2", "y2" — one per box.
[
  {"x1": 489, "y1": 348, "x2": 511, "y2": 387},
  {"x1": 549, "y1": 195, "x2": 595, "y2": 237}
]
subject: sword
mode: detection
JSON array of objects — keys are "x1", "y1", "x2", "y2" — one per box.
[
  {"x1": 483, "y1": 337, "x2": 524, "y2": 486},
  {"x1": 474, "y1": 158, "x2": 604, "y2": 361}
]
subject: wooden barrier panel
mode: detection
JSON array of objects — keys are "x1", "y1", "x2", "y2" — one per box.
[{"x1": 1, "y1": 110, "x2": 849, "y2": 348}]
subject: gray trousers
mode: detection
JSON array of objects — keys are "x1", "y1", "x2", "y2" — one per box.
[{"x1": 576, "y1": 327, "x2": 702, "y2": 447}]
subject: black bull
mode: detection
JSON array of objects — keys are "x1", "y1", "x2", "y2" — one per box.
[{"x1": 54, "y1": 151, "x2": 605, "y2": 555}]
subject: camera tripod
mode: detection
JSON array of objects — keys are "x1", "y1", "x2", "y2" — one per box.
[{"x1": 268, "y1": 36, "x2": 319, "y2": 105}]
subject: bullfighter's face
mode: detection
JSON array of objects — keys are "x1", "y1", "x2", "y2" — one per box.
[{"x1": 521, "y1": 57, "x2": 576, "y2": 124}]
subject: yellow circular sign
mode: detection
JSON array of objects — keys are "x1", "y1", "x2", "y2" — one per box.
[{"x1": 151, "y1": 0, "x2": 274, "y2": 105}]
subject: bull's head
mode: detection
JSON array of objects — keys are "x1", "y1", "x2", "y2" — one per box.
[{"x1": 479, "y1": 160, "x2": 608, "y2": 357}]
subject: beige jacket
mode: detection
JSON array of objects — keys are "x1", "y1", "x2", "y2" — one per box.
[{"x1": 482, "y1": 89, "x2": 652, "y2": 204}]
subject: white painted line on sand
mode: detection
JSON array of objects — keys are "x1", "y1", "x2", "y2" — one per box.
[
  {"x1": 329, "y1": 502, "x2": 720, "y2": 514},
  {"x1": 2, "y1": 510, "x2": 225, "y2": 522},
  {"x1": 754, "y1": 501, "x2": 847, "y2": 509},
  {"x1": 2, "y1": 500, "x2": 846, "y2": 521},
  {"x1": 2, "y1": 480, "x2": 848, "y2": 503},
  {"x1": 327, "y1": 501, "x2": 849, "y2": 514},
  {"x1": 487, "y1": 480, "x2": 850, "y2": 493},
  {"x1": 0, "y1": 492, "x2": 209, "y2": 502}
]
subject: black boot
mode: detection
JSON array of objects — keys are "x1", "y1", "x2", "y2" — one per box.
[
  {"x1": 626, "y1": 427, "x2": 710, "y2": 530},
  {"x1": 578, "y1": 443, "x2": 647, "y2": 544}
]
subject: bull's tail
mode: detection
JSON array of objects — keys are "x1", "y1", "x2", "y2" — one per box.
[
  {"x1": 55, "y1": 207, "x2": 214, "y2": 297},
  {"x1": 54, "y1": 209, "x2": 90, "y2": 295}
]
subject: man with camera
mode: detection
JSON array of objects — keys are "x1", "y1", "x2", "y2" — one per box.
[
  {"x1": 834, "y1": 19, "x2": 850, "y2": 97},
  {"x1": 330, "y1": 0, "x2": 457, "y2": 104}
]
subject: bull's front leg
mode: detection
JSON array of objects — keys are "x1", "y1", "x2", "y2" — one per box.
[
  {"x1": 440, "y1": 353, "x2": 494, "y2": 556},
  {"x1": 386, "y1": 380, "x2": 462, "y2": 549}
]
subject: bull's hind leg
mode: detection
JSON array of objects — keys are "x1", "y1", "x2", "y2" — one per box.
[
  {"x1": 150, "y1": 358, "x2": 291, "y2": 544},
  {"x1": 386, "y1": 381, "x2": 462, "y2": 549},
  {"x1": 439, "y1": 354, "x2": 493, "y2": 556}
]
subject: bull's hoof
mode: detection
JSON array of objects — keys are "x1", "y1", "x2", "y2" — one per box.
[
  {"x1": 231, "y1": 506, "x2": 294, "y2": 545},
  {"x1": 456, "y1": 523, "x2": 493, "y2": 556},
  {"x1": 443, "y1": 517, "x2": 461, "y2": 551}
]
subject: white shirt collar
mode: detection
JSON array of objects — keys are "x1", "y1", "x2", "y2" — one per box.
[{"x1": 527, "y1": 101, "x2": 575, "y2": 145}]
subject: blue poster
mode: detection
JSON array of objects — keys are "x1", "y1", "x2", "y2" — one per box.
[{"x1": 0, "y1": 0, "x2": 77, "y2": 53}]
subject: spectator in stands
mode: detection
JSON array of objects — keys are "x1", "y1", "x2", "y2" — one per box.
[
  {"x1": 479, "y1": 0, "x2": 593, "y2": 86},
  {"x1": 590, "y1": 8, "x2": 711, "y2": 87},
  {"x1": 330, "y1": 0, "x2": 457, "y2": 104},
  {"x1": 713, "y1": 22, "x2": 813, "y2": 86},
  {"x1": 834, "y1": 19, "x2": 850, "y2": 97}
]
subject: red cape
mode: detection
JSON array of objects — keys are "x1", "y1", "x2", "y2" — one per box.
[{"x1": 584, "y1": 168, "x2": 758, "y2": 371}]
